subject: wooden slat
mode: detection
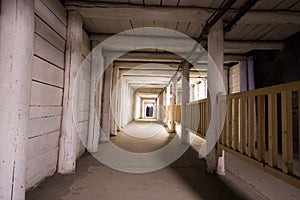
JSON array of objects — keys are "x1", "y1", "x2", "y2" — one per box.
[
  {"x1": 32, "y1": 56, "x2": 64, "y2": 88},
  {"x1": 226, "y1": 99, "x2": 233, "y2": 148},
  {"x1": 30, "y1": 81, "x2": 63, "y2": 106},
  {"x1": 26, "y1": 131, "x2": 59, "y2": 160},
  {"x1": 268, "y1": 93, "x2": 278, "y2": 167},
  {"x1": 281, "y1": 91, "x2": 293, "y2": 174},
  {"x1": 29, "y1": 106, "x2": 62, "y2": 119},
  {"x1": 40, "y1": 0, "x2": 67, "y2": 26},
  {"x1": 257, "y1": 95, "x2": 266, "y2": 162},
  {"x1": 222, "y1": 108, "x2": 227, "y2": 145},
  {"x1": 233, "y1": 98, "x2": 239, "y2": 150},
  {"x1": 34, "y1": 15, "x2": 65, "y2": 52},
  {"x1": 28, "y1": 116, "x2": 61, "y2": 138},
  {"x1": 34, "y1": 0, "x2": 66, "y2": 39},
  {"x1": 26, "y1": 148, "x2": 58, "y2": 184},
  {"x1": 34, "y1": 34, "x2": 65, "y2": 69},
  {"x1": 248, "y1": 96, "x2": 255, "y2": 158},
  {"x1": 239, "y1": 97, "x2": 246, "y2": 154}
]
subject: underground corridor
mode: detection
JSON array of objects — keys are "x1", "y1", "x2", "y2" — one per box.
[{"x1": 1, "y1": 0, "x2": 300, "y2": 200}]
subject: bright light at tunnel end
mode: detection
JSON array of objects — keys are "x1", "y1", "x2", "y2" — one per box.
[{"x1": 73, "y1": 27, "x2": 227, "y2": 173}]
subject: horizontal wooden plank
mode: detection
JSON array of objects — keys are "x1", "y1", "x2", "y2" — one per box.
[
  {"x1": 28, "y1": 116, "x2": 61, "y2": 138},
  {"x1": 25, "y1": 163, "x2": 56, "y2": 189},
  {"x1": 34, "y1": 15, "x2": 65, "y2": 52},
  {"x1": 40, "y1": 0, "x2": 67, "y2": 26},
  {"x1": 30, "y1": 81, "x2": 63, "y2": 106},
  {"x1": 26, "y1": 148, "x2": 58, "y2": 187},
  {"x1": 26, "y1": 131, "x2": 59, "y2": 160},
  {"x1": 32, "y1": 56, "x2": 64, "y2": 88},
  {"x1": 228, "y1": 80, "x2": 300, "y2": 99},
  {"x1": 30, "y1": 106, "x2": 62, "y2": 119},
  {"x1": 34, "y1": 34, "x2": 65, "y2": 69},
  {"x1": 35, "y1": 0, "x2": 66, "y2": 39}
]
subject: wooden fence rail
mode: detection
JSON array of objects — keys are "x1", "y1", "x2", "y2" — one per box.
[
  {"x1": 166, "y1": 80, "x2": 300, "y2": 188},
  {"x1": 219, "y1": 80, "x2": 300, "y2": 189}
]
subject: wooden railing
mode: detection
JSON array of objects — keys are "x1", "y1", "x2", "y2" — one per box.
[
  {"x1": 218, "y1": 80, "x2": 300, "y2": 189},
  {"x1": 186, "y1": 99, "x2": 208, "y2": 137}
]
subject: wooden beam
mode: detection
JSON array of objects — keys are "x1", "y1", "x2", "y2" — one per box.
[
  {"x1": 91, "y1": 34, "x2": 284, "y2": 51},
  {"x1": 58, "y1": 11, "x2": 82, "y2": 174},
  {"x1": 0, "y1": 0, "x2": 34, "y2": 199},
  {"x1": 65, "y1": 1, "x2": 213, "y2": 22},
  {"x1": 103, "y1": 51, "x2": 248, "y2": 62},
  {"x1": 65, "y1": 1, "x2": 300, "y2": 25}
]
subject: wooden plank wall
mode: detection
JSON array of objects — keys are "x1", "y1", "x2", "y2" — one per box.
[
  {"x1": 229, "y1": 63, "x2": 241, "y2": 94},
  {"x1": 26, "y1": 0, "x2": 67, "y2": 189},
  {"x1": 76, "y1": 30, "x2": 91, "y2": 157}
]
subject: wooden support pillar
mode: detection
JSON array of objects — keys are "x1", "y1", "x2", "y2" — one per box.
[
  {"x1": 117, "y1": 71, "x2": 124, "y2": 128},
  {"x1": 101, "y1": 59, "x2": 113, "y2": 141},
  {"x1": 171, "y1": 78, "x2": 177, "y2": 132},
  {"x1": 166, "y1": 86, "x2": 171, "y2": 126},
  {"x1": 110, "y1": 64, "x2": 119, "y2": 136},
  {"x1": 181, "y1": 62, "x2": 190, "y2": 144},
  {"x1": 58, "y1": 11, "x2": 82, "y2": 174},
  {"x1": 206, "y1": 20, "x2": 224, "y2": 173},
  {"x1": 87, "y1": 42, "x2": 103, "y2": 152},
  {"x1": 0, "y1": 0, "x2": 34, "y2": 199}
]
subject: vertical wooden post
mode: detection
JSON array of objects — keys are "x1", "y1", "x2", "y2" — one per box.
[
  {"x1": 101, "y1": 60, "x2": 113, "y2": 140},
  {"x1": 233, "y1": 98, "x2": 239, "y2": 150},
  {"x1": 268, "y1": 93, "x2": 278, "y2": 167},
  {"x1": 281, "y1": 91, "x2": 293, "y2": 173},
  {"x1": 226, "y1": 100, "x2": 232, "y2": 148},
  {"x1": 181, "y1": 62, "x2": 190, "y2": 144},
  {"x1": 110, "y1": 64, "x2": 119, "y2": 136},
  {"x1": 0, "y1": 0, "x2": 34, "y2": 199},
  {"x1": 171, "y1": 78, "x2": 177, "y2": 132},
  {"x1": 207, "y1": 19, "x2": 224, "y2": 173},
  {"x1": 87, "y1": 41, "x2": 103, "y2": 152},
  {"x1": 239, "y1": 97, "x2": 247, "y2": 154},
  {"x1": 248, "y1": 96, "x2": 255, "y2": 158},
  {"x1": 257, "y1": 95, "x2": 266, "y2": 162},
  {"x1": 58, "y1": 11, "x2": 82, "y2": 174}
]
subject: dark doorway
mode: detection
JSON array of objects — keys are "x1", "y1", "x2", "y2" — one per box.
[{"x1": 146, "y1": 106, "x2": 154, "y2": 117}]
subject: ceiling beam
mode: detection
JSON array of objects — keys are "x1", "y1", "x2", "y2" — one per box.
[
  {"x1": 114, "y1": 61, "x2": 208, "y2": 70},
  {"x1": 65, "y1": 1, "x2": 214, "y2": 22},
  {"x1": 65, "y1": 1, "x2": 300, "y2": 24},
  {"x1": 91, "y1": 34, "x2": 283, "y2": 54},
  {"x1": 105, "y1": 51, "x2": 248, "y2": 62}
]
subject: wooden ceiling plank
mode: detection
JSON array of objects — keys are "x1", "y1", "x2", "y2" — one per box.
[
  {"x1": 273, "y1": 0, "x2": 299, "y2": 10},
  {"x1": 242, "y1": 24, "x2": 270, "y2": 40},
  {"x1": 289, "y1": 1, "x2": 300, "y2": 11},
  {"x1": 225, "y1": 24, "x2": 248, "y2": 40},
  {"x1": 235, "y1": 24, "x2": 260, "y2": 40},
  {"x1": 252, "y1": 0, "x2": 283, "y2": 10},
  {"x1": 259, "y1": 24, "x2": 288, "y2": 40}
]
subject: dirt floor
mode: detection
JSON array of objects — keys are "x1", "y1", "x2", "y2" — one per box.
[{"x1": 25, "y1": 121, "x2": 268, "y2": 200}]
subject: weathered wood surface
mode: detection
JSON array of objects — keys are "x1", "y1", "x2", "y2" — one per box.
[
  {"x1": 58, "y1": 11, "x2": 82, "y2": 174},
  {"x1": 0, "y1": 0, "x2": 34, "y2": 199}
]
